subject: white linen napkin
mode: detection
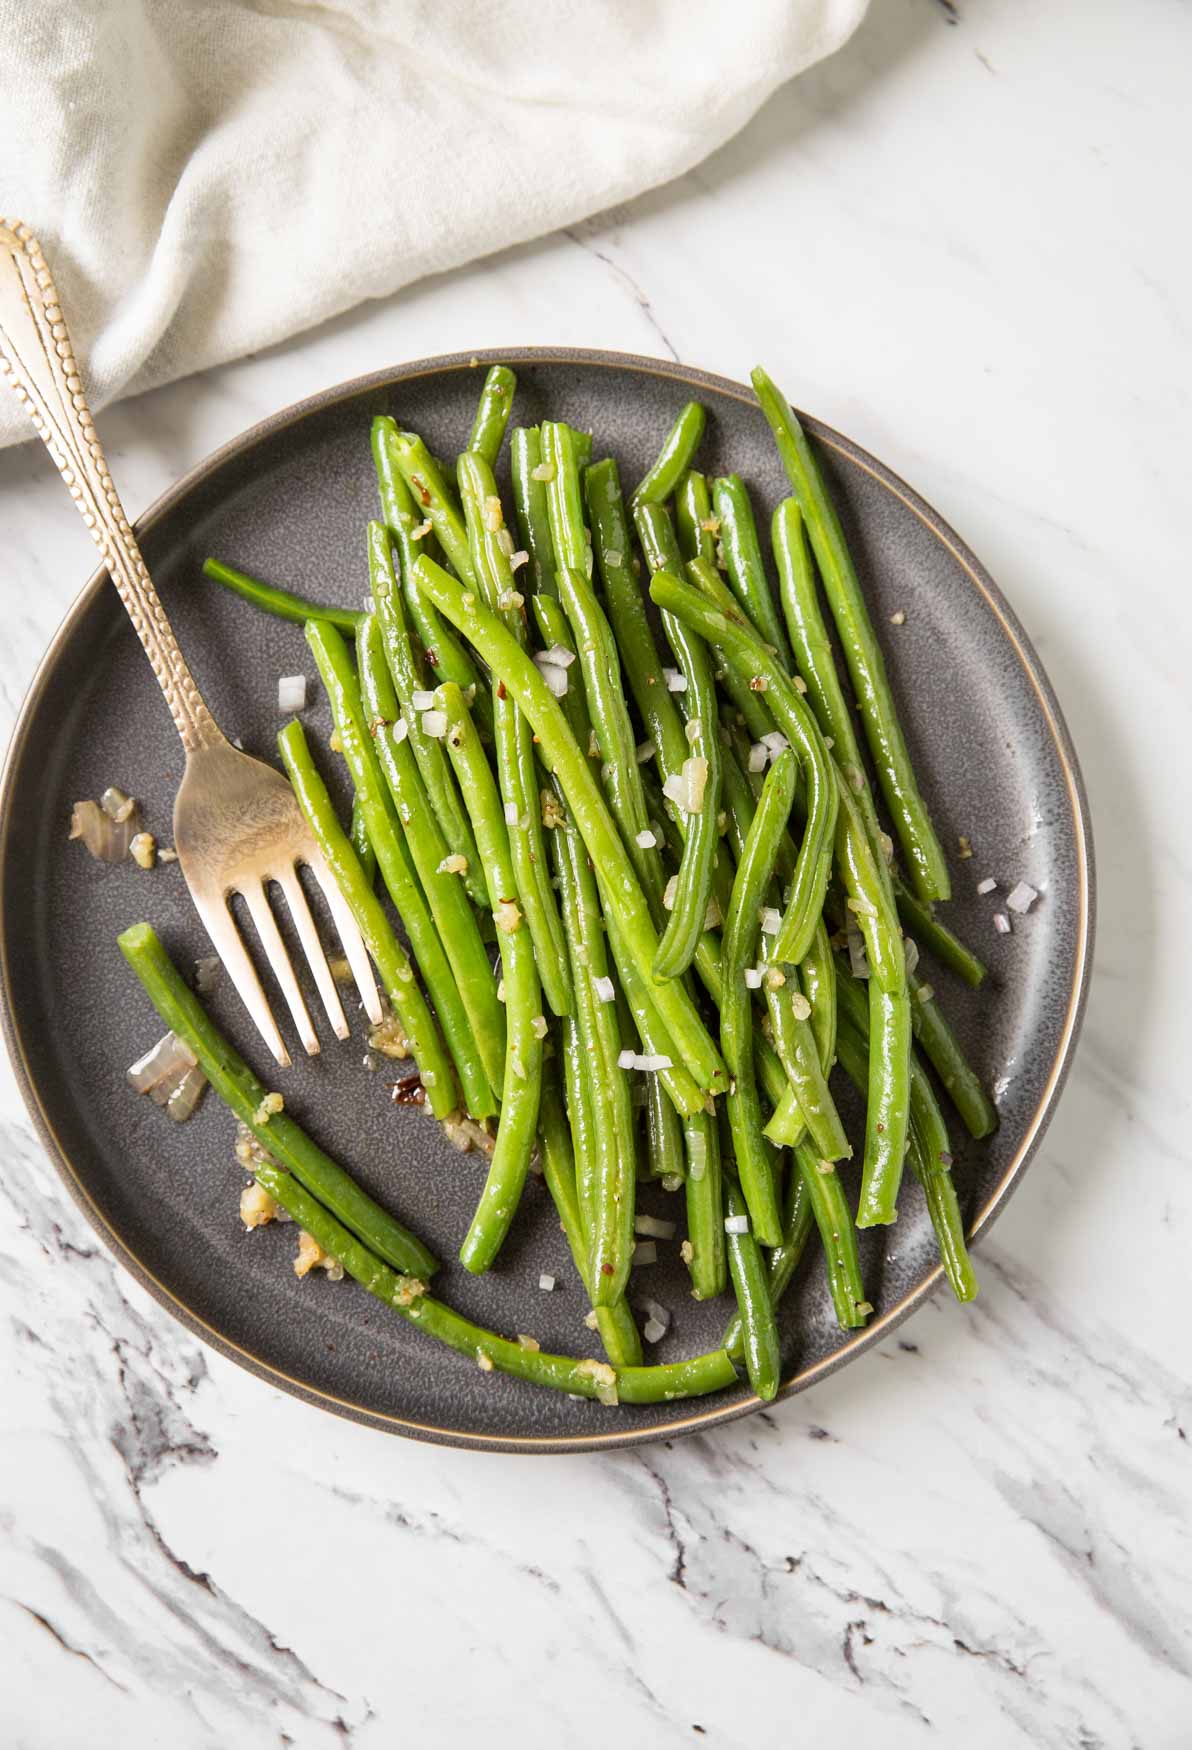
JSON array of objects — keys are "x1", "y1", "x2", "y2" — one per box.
[{"x1": 0, "y1": 0, "x2": 868, "y2": 448}]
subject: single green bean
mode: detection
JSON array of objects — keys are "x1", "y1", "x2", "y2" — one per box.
[
  {"x1": 435, "y1": 681, "x2": 545, "y2": 1269},
  {"x1": 649, "y1": 571, "x2": 836, "y2": 969},
  {"x1": 682, "y1": 1109, "x2": 726, "y2": 1300},
  {"x1": 723, "y1": 1179, "x2": 781, "y2": 1401},
  {"x1": 511, "y1": 427, "x2": 558, "y2": 599},
  {"x1": 644, "y1": 1067, "x2": 685, "y2": 1182},
  {"x1": 800, "y1": 916, "x2": 837, "y2": 1076},
  {"x1": 680, "y1": 548, "x2": 776, "y2": 742},
  {"x1": 719, "y1": 750, "x2": 796, "y2": 1245},
  {"x1": 857, "y1": 980, "x2": 912, "y2": 1227},
  {"x1": 894, "y1": 880, "x2": 987, "y2": 989},
  {"x1": 653, "y1": 579, "x2": 722, "y2": 982},
  {"x1": 371, "y1": 418, "x2": 489, "y2": 734},
  {"x1": 457, "y1": 454, "x2": 573, "y2": 1018},
  {"x1": 307, "y1": 615, "x2": 495, "y2": 1116},
  {"x1": 753, "y1": 366, "x2": 950, "y2": 902},
  {"x1": 793, "y1": 1140, "x2": 869, "y2": 1330},
  {"x1": 201, "y1": 557, "x2": 361, "y2": 630},
  {"x1": 277, "y1": 718, "x2": 457, "y2": 1118},
  {"x1": 723, "y1": 1168, "x2": 813, "y2": 1362},
  {"x1": 675, "y1": 470, "x2": 716, "y2": 567},
  {"x1": 391, "y1": 429, "x2": 475, "y2": 583},
  {"x1": 569, "y1": 427, "x2": 593, "y2": 471},
  {"x1": 540, "y1": 422, "x2": 590, "y2": 575},
  {"x1": 908, "y1": 969, "x2": 998, "y2": 1139},
  {"x1": 466, "y1": 365, "x2": 516, "y2": 466},
  {"x1": 630, "y1": 400, "x2": 706, "y2": 514},
  {"x1": 414, "y1": 555, "x2": 727, "y2": 1094},
  {"x1": 831, "y1": 766, "x2": 905, "y2": 992},
  {"x1": 761, "y1": 942, "x2": 850, "y2": 1162},
  {"x1": 350, "y1": 799, "x2": 377, "y2": 887},
  {"x1": 712, "y1": 474, "x2": 792, "y2": 667},
  {"x1": 118, "y1": 922, "x2": 437, "y2": 1277}
]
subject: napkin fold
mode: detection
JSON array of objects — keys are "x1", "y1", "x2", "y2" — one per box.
[{"x1": 0, "y1": 0, "x2": 868, "y2": 447}]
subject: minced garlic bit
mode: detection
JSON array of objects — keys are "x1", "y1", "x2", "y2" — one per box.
[
  {"x1": 240, "y1": 1182, "x2": 280, "y2": 1230},
  {"x1": 540, "y1": 789, "x2": 565, "y2": 829},
  {"x1": 496, "y1": 587, "x2": 524, "y2": 613},
  {"x1": 584, "y1": 1309, "x2": 600, "y2": 1331},
  {"x1": 294, "y1": 1229, "x2": 344, "y2": 1280},
  {"x1": 437, "y1": 853, "x2": 469, "y2": 875},
  {"x1": 792, "y1": 674, "x2": 808, "y2": 694},
  {"x1": 763, "y1": 967, "x2": 786, "y2": 992},
  {"x1": 957, "y1": 834, "x2": 973, "y2": 859},
  {"x1": 476, "y1": 1349, "x2": 495, "y2": 1372},
  {"x1": 530, "y1": 461, "x2": 555, "y2": 483},
  {"x1": 531, "y1": 1014, "x2": 548, "y2": 1039},
  {"x1": 254, "y1": 1091, "x2": 284, "y2": 1124},
  {"x1": 680, "y1": 1239, "x2": 694, "y2": 1265},
  {"x1": 368, "y1": 1008, "x2": 411, "y2": 1059},
  {"x1": 662, "y1": 874, "x2": 679, "y2": 912},
  {"x1": 494, "y1": 898, "x2": 523, "y2": 934},
  {"x1": 329, "y1": 729, "x2": 343, "y2": 753},
  {"x1": 516, "y1": 1334, "x2": 541, "y2": 1352},
  {"x1": 699, "y1": 515, "x2": 721, "y2": 534},
  {"x1": 411, "y1": 518, "x2": 433, "y2": 540},
  {"x1": 816, "y1": 1158, "x2": 835, "y2": 1176},
  {"x1": 889, "y1": 610, "x2": 906, "y2": 626},
  {"x1": 130, "y1": 832, "x2": 156, "y2": 869},
  {"x1": 748, "y1": 675, "x2": 768, "y2": 692},
  {"x1": 576, "y1": 1358, "x2": 619, "y2": 1406},
  {"x1": 685, "y1": 716, "x2": 702, "y2": 745},
  {"x1": 790, "y1": 991, "x2": 812, "y2": 1021},
  {"x1": 483, "y1": 495, "x2": 504, "y2": 532},
  {"x1": 856, "y1": 1300, "x2": 875, "y2": 1316},
  {"x1": 847, "y1": 896, "x2": 878, "y2": 918},
  {"x1": 158, "y1": 846, "x2": 178, "y2": 863}
]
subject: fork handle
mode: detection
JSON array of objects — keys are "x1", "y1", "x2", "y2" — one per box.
[{"x1": 0, "y1": 220, "x2": 222, "y2": 754}]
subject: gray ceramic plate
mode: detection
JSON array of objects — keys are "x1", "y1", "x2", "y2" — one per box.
[{"x1": 0, "y1": 349, "x2": 1093, "y2": 1452}]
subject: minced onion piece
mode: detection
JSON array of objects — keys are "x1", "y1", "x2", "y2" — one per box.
[
  {"x1": 605, "y1": 548, "x2": 623, "y2": 567},
  {"x1": 663, "y1": 667, "x2": 687, "y2": 692},
  {"x1": 69, "y1": 796, "x2": 143, "y2": 862},
  {"x1": 540, "y1": 643, "x2": 576, "y2": 669},
  {"x1": 685, "y1": 716, "x2": 702, "y2": 745},
  {"x1": 703, "y1": 896, "x2": 722, "y2": 931},
  {"x1": 504, "y1": 801, "x2": 520, "y2": 825},
  {"x1": 128, "y1": 1030, "x2": 197, "y2": 1094},
  {"x1": 662, "y1": 874, "x2": 679, "y2": 911},
  {"x1": 635, "y1": 740, "x2": 656, "y2": 765},
  {"x1": 759, "y1": 907, "x2": 782, "y2": 937},
  {"x1": 593, "y1": 976, "x2": 616, "y2": 1003},
  {"x1": 790, "y1": 991, "x2": 812, "y2": 1021},
  {"x1": 494, "y1": 899, "x2": 523, "y2": 933},
  {"x1": 744, "y1": 966, "x2": 763, "y2": 990},
  {"x1": 661, "y1": 1172, "x2": 683, "y2": 1193},
  {"x1": 993, "y1": 912, "x2": 1012, "y2": 935},
  {"x1": 724, "y1": 1214, "x2": 750, "y2": 1236},
  {"x1": 661, "y1": 772, "x2": 687, "y2": 808},
  {"x1": 421, "y1": 710, "x2": 448, "y2": 738},
  {"x1": 634, "y1": 1214, "x2": 677, "y2": 1240},
  {"x1": 195, "y1": 955, "x2": 222, "y2": 994},
  {"x1": 411, "y1": 689, "x2": 436, "y2": 710},
  {"x1": 976, "y1": 876, "x2": 998, "y2": 895},
  {"x1": 1006, "y1": 881, "x2": 1039, "y2": 914},
  {"x1": 847, "y1": 896, "x2": 878, "y2": 918},
  {"x1": 747, "y1": 742, "x2": 768, "y2": 774},
  {"x1": 617, "y1": 1048, "x2": 636, "y2": 1069},
  {"x1": 643, "y1": 1317, "x2": 667, "y2": 1344},
  {"x1": 687, "y1": 1129, "x2": 708, "y2": 1181},
  {"x1": 636, "y1": 1054, "x2": 673, "y2": 1072},
  {"x1": 903, "y1": 937, "x2": 920, "y2": 974},
  {"x1": 761, "y1": 731, "x2": 789, "y2": 755},
  {"x1": 635, "y1": 828, "x2": 658, "y2": 849},
  {"x1": 510, "y1": 549, "x2": 529, "y2": 572},
  {"x1": 531, "y1": 1015, "x2": 548, "y2": 1039},
  {"x1": 101, "y1": 786, "x2": 136, "y2": 823},
  {"x1": 438, "y1": 854, "x2": 468, "y2": 875},
  {"x1": 535, "y1": 659, "x2": 569, "y2": 698},
  {"x1": 530, "y1": 461, "x2": 555, "y2": 483},
  {"x1": 683, "y1": 756, "x2": 708, "y2": 814},
  {"x1": 483, "y1": 495, "x2": 503, "y2": 531},
  {"x1": 538, "y1": 1273, "x2": 556, "y2": 1291},
  {"x1": 387, "y1": 715, "x2": 407, "y2": 745},
  {"x1": 632, "y1": 1240, "x2": 658, "y2": 1267},
  {"x1": 643, "y1": 1298, "x2": 672, "y2": 1332},
  {"x1": 278, "y1": 675, "x2": 307, "y2": 712},
  {"x1": 496, "y1": 588, "x2": 524, "y2": 613},
  {"x1": 496, "y1": 528, "x2": 515, "y2": 557}
]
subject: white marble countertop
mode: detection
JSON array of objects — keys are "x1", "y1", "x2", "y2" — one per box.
[{"x1": 3, "y1": 3, "x2": 1189, "y2": 1744}]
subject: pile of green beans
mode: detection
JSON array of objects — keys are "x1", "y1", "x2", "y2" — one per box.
[{"x1": 170, "y1": 362, "x2": 1001, "y2": 1410}]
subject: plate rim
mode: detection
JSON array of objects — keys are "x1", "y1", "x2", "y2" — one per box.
[{"x1": 0, "y1": 346, "x2": 1096, "y2": 1453}]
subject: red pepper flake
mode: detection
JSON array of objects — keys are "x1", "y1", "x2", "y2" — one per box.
[
  {"x1": 411, "y1": 474, "x2": 432, "y2": 509},
  {"x1": 425, "y1": 647, "x2": 439, "y2": 667},
  {"x1": 600, "y1": 1261, "x2": 614, "y2": 1276},
  {"x1": 497, "y1": 680, "x2": 507, "y2": 700},
  {"x1": 875, "y1": 1122, "x2": 885, "y2": 1133},
  {"x1": 387, "y1": 1076, "x2": 426, "y2": 1106}
]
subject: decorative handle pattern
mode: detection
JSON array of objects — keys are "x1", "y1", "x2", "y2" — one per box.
[{"x1": 0, "y1": 220, "x2": 221, "y2": 753}]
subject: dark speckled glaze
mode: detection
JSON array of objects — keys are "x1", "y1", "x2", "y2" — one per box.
[{"x1": 0, "y1": 350, "x2": 1093, "y2": 1452}]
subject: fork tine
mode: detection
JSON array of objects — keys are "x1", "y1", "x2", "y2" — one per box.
[
  {"x1": 191, "y1": 887, "x2": 291, "y2": 1068},
  {"x1": 275, "y1": 864, "x2": 350, "y2": 1041},
  {"x1": 306, "y1": 851, "x2": 384, "y2": 1026},
  {"x1": 240, "y1": 880, "x2": 320, "y2": 1057}
]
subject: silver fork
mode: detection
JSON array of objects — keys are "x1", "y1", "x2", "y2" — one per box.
[{"x1": 0, "y1": 219, "x2": 382, "y2": 1066}]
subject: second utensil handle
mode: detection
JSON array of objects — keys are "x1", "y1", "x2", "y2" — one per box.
[{"x1": 0, "y1": 219, "x2": 221, "y2": 753}]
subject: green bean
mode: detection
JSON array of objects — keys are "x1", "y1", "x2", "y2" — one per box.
[
  {"x1": 511, "y1": 427, "x2": 558, "y2": 599},
  {"x1": 552, "y1": 817, "x2": 636, "y2": 1303},
  {"x1": 712, "y1": 474, "x2": 792, "y2": 667},
  {"x1": 894, "y1": 880, "x2": 987, "y2": 989},
  {"x1": 753, "y1": 366, "x2": 950, "y2": 902},
  {"x1": 604, "y1": 910, "x2": 706, "y2": 1119},
  {"x1": 586, "y1": 458, "x2": 688, "y2": 781},
  {"x1": 559, "y1": 1005, "x2": 598, "y2": 1235},
  {"x1": 644, "y1": 1067, "x2": 685, "y2": 1182},
  {"x1": 649, "y1": 571, "x2": 836, "y2": 969},
  {"x1": 540, "y1": 421, "x2": 590, "y2": 575},
  {"x1": 367, "y1": 522, "x2": 487, "y2": 905},
  {"x1": 415, "y1": 554, "x2": 727, "y2": 1094},
  {"x1": 723, "y1": 1168, "x2": 813, "y2": 1362},
  {"x1": 118, "y1": 922, "x2": 437, "y2": 1277},
  {"x1": 682, "y1": 1109, "x2": 726, "y2": 1300},
  {"x1": 570, "y1": 426, "x2": 593, "y2": 471},
  {"x1": 856, "y1": 981, "x2": 912, "y2": 1227},
  {"x1": 349, "y1": 799, "x2": 376, "y2": 887},
  {"x1": 834, "y1": 1009, "x2": 977, "y2": 1303},
  {"x1": 538, "y1": 1061, "x2": 644, "y2": 1363},
  {"x1": 254, "y1": 1152, "x2": 717, "y2": 1402},
  {"x1": 630, "y1": 400, "x2": 706, "y2": 514},
  {"x1": 457, "y1": 454, "x2": 574, "y2": 1018},
  {"x1": 794, "y1": 1141, "x2": 869, "y2": 1330},
  {"x1": 762, "y1": 943, "x2": 850, "y2": 1162},
  {"x1": 720, "y1": 750, "x2": 796, "y2": 1245},
  {"x1": 723, "y1": 1179, "x2": 781, "y2": 1401},
  {"x1": 277, "y1": 718, "x2": 458, "y2": 1118},
  {"x1": 675, "y1": 470, "x2": 716, "y2": 567},
  {"x1": 390, "y1": 428, "x2": 475, "y2": 583},
  {"x1": 466, "y1": 364, "x2": 516, "y2": 466},
  {"x1": 908, "y1": 969, "x2": 998, "y2": 1139},
  {"x1": 200, "y1": 557, "x2": 361, "y2": 631},
  {"x1": 681, "y1": 550, "x2": 777, "y2": 742},
  {"x1": 653, "y1": 587, "x2": 722, "y2": 983},
  {"x1": 433, "y1": 682, "x2": 544, "y2": 1270},
  {"x1": 800, "y1": 916, "x2": 837, "y2": 1076},
  {"x1": 307, "y1": 615, "x2": 495, "y2": 1115},
  {"x1": 371, "y1": 419, "x2": 489, "y2": 733}
]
